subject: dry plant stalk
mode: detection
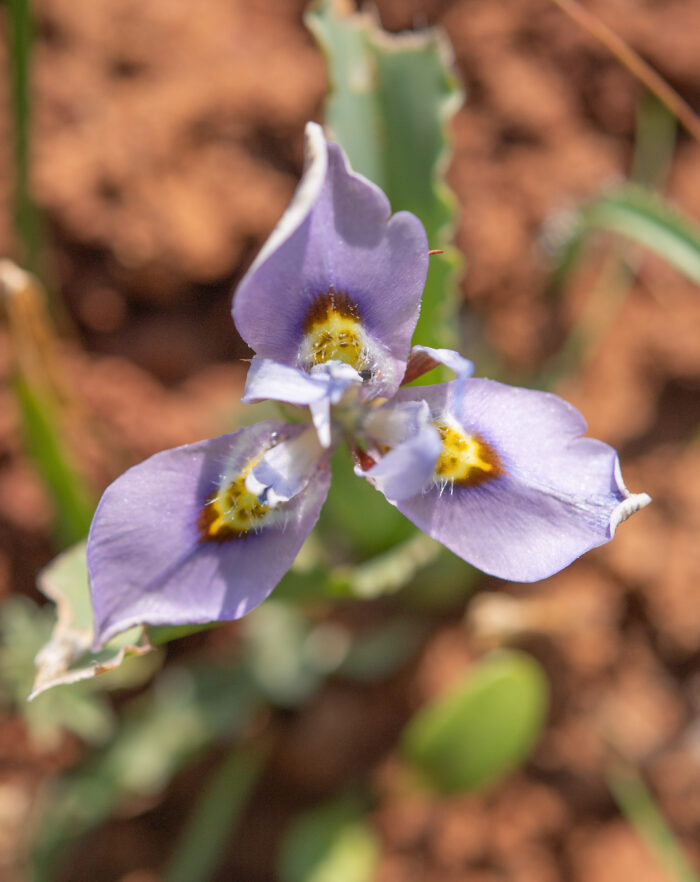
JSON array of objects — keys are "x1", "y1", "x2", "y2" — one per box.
[{"x1": 549, "y1": 0, "x2": 700, "y2": 145}]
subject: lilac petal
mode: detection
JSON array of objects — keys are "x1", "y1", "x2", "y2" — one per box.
[
  {"x1": 232, "y1": 122, "x2": 428, "y2": 396},
  {"x1": 243, "y1": 357, "x2": 358, "y2": 406},
  {"x1": 308, "y1": 399, "x2": 332, "y2": 449},
  {"x1": 360, "y1": 425, "x2": 442, "y2": 502},
  {"x1": 307, "y1": 362, "x2": 362, "y2": 447},
  {"x1": 242, "y1": 357, "x2": 360, "y2": 447},
  {"x1": 246, "y1": 426, "x2": 324, "y2": 506},
  {"x1": 360, "y1": 399, "x2": 432, "y2": 449},
  {"x1": 389, "y1": 380, "x2": 650, "y2": 582},
  {"x1": 242, "y1": 358, "x2": 328, "y2": 405},
  {"x1": 87, "y1": 422, "x2": 330, "y2": 646}
]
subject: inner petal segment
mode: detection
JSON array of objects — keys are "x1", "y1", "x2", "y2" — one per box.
[
  {"x1": 198, "y1": 459, "x2": 280, "y2": 542},
  {"x1": 433, "y1": 421, "x2": 503, "y2": 487}
]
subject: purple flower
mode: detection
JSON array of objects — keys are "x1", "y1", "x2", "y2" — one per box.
[
  {"x1": 233, "y1": 123, "x2": 429, "y2": 400},
  {"x1": 87, "y1": 123, "x2": 650, "y2": 647},
  {"x1": 88, "y1": 422, "x2": 330, "y2": 645}
]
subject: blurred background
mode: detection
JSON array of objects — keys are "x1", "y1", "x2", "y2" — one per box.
[{"x1": 1, "y1": 0, "x2": 699, "y2": 880}]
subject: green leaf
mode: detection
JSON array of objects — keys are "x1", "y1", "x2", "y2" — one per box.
[
  {"x1": 31, "y1": 541, "x2": 225, "y2": 696},
  {"x1": 307, "y1": 0, "x2": 464, "y2": 351},
  {"x1": 552, "y1": 184, "x2": 700, "y2": 287},
  {"x1": 0, "y1": 596, "x2": 115, "y2": 749},
  {"x1": 14, "y1": 376, "x2": 94, "y2": 546},
  {"x1": 402, "y1": 650, "x2": 549, "y2": 793},
  {"x1": 278, "y1": 797, "x2": 379, "y2": 882},
  {"x1": 30, "y1": 541, "x2": 154, "y2": 698},
  {"x1": 336, "y1": 617, "x2": 426, "y2": 682},
  {"x1": 241, "y1": 602, "x2": 327, "y2": 707},
  {"x1": 30, "y1": 661, "x2": 262, "y2": 882}
]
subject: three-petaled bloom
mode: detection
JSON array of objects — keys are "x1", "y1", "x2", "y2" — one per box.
[{"x1": 87, "y1": 122, "x2": 650, "y2": 647}]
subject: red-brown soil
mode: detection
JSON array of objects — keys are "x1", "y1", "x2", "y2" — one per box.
[{"x1": 1, "y1": 0, "x2": 699, "y2": 880}]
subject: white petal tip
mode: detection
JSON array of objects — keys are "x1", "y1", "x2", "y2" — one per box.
[{"x1": 610, "y1": 492, "x2": 652, "y2": 534}]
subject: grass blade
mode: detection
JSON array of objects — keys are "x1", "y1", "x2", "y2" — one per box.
[
  {"x1": 164, "y1": 745, "x2": 268, "y2": 882},
  {"x1": 608, "y1": 763, "x2": 700, "y2": 882}
]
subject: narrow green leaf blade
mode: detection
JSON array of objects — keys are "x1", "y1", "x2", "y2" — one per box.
[
  {"x1": 1, "y1": 262, "x2": 94, "y2": 545},
  {"x1": 402, "y1": 650, "x2": 549, "y2": 793},
  {"x1": 14, "y1": 377, "x2": 94, "y2": 546},
  {"x1": 587, "y1": 185, "x2": 700, "y2": 284},
  {"x1": 608, "y1": 764, "x2": 700, "y2": 882},
  {"x1": 552, "y1": 184, "x2": 700, "y2": 287},
  {"x1": 164, "y1": 746, "x2": 267, "y2": 882}
]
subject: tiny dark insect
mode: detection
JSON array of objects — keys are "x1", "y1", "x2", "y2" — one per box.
[{"x1": 358, "y1": 369, "x2": 373, "y2": 381}]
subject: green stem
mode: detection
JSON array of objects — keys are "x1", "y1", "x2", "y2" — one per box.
[
  {"x1": 8, "y1": 0, "x2": 43, "y2": 274},
  {"x1": 163, "y1": 744, "x2": 269, "y2": 882},
  {"x1": 608, "y1": 763, "x2": 700, "y2": 882}
]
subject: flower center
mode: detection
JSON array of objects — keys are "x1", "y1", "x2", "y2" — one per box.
[
  {"x1": 300, "y1": 289, "x2": 370, "y2": 371},
  {"x1": 433, "y1": 421, "x2": 503, "y2": 487},
  {"x1": 198, "y1": 459, "x2": 277, "y2": 542}
]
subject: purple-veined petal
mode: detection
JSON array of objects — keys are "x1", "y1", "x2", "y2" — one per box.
[
  {"x1": 246, "y1": 425, "x2": 324, "y2": 506},
  {"x1": 359, "y1": 424, "x2": 442, "y2": 502},
  {"x1": 386, "y1": 380, "x2": 650, "y2": 582},
  {"x1": 232, "y1": 122, "x2": 428, "y2": 397},
  {"x1": 87, "y1": 422, "x2": 330, "y2": 646}
]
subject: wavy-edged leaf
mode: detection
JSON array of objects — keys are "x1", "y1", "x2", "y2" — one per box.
[
  {"x1": 307, "y1": 0, "x2": 464, "y2": 352},
  {"x1": 0, "y1": 596, "x2": 115, "y2": 748},
  {"x1": 32, "y1": 542, "x2": 211, "y2": 697},
  {"x1": 30, "y1": 541, "x2": 153, "y2": 698}
]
